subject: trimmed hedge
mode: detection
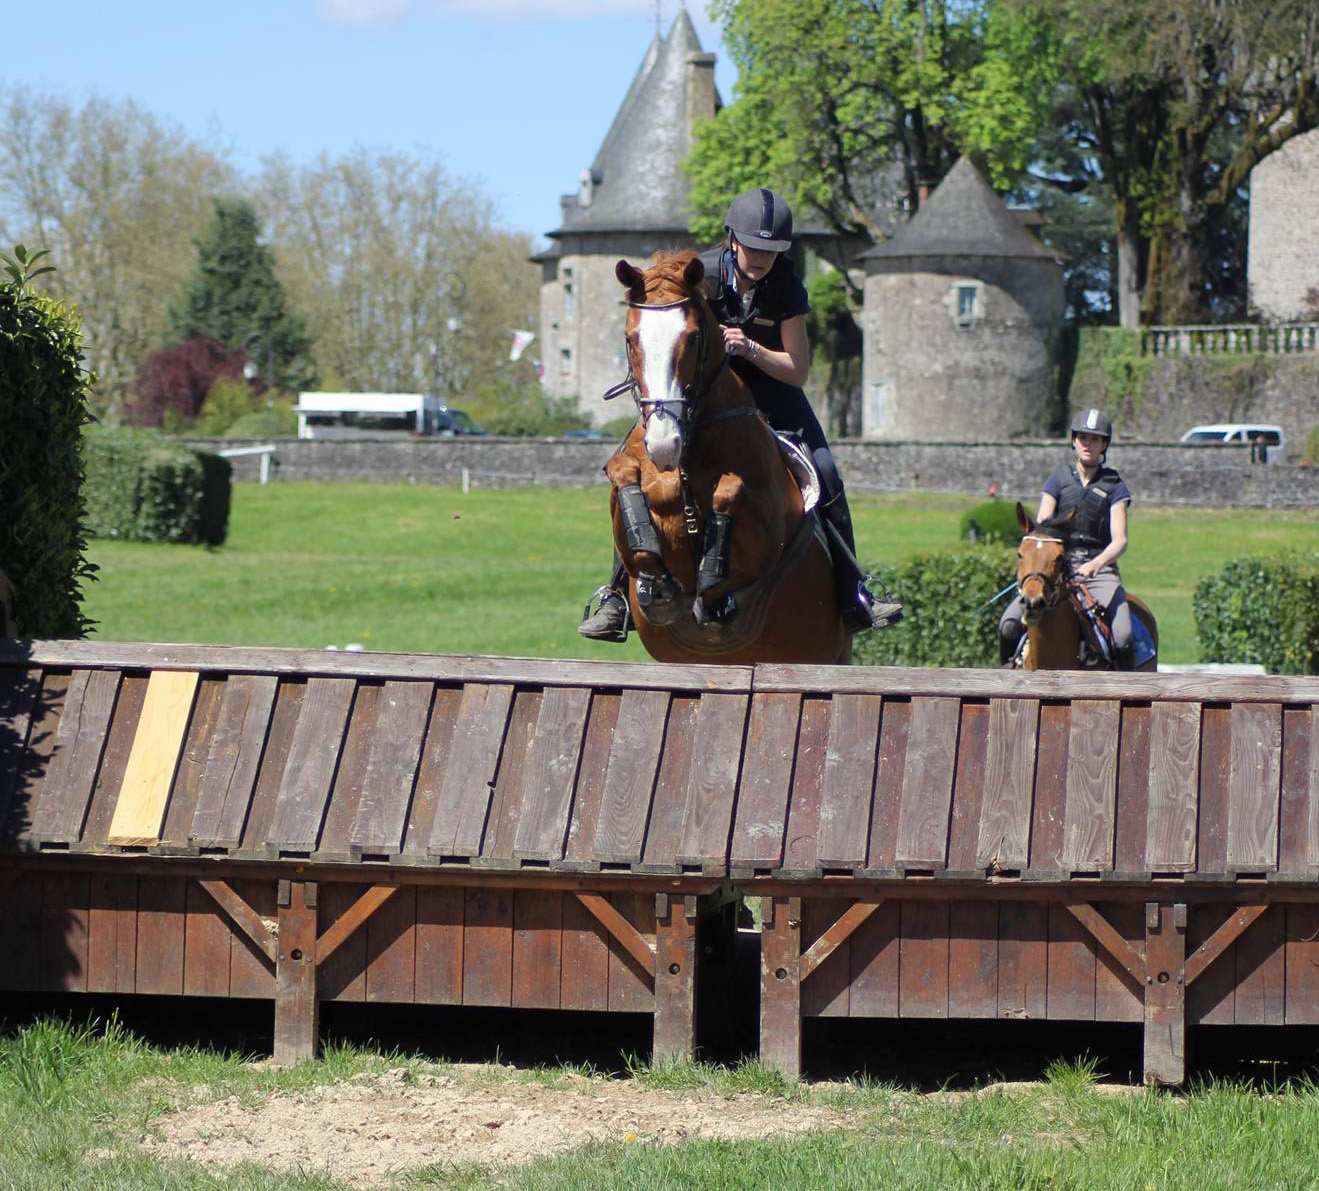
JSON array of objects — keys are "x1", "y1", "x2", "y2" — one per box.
[
  {"x1": 958, "y1": 499, "x2": 1022, "y2": 544},
  {"x1": 1193, "y1": 552, "x2": 1319, "y2": 674},
  {"x1": 84, "y1": 425, "x2": 231, "y2": 546},
  {"x1": 852, "y1": 545, "x2": 1016, "y2": 669},
  {"x1": 0, "y1": 247, "x2": 95, "y2": 637}
]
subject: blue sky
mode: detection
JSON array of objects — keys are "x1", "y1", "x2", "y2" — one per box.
[{"x1": 5, "y1": 1, "x2": 734, "y2": 245}]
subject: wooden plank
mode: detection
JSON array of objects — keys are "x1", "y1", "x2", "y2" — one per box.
[
  {"x1": 266, "y1": 678, "x2": 356, "y2": 851},
  {"x1": 3, "y1": 873, "x2": 39, "y2": 991},
  {"x1": 1233, "y1": 904, "x2": 1284, "y2": 1026},
  {"x1": 427, "y1": 683, "x2": 513, "y2": 857},
  {"x1": 894, "y1": 697, "x2": 960, "y2": 868},
  {"x1": 1093, "y1": 902, "x2": 1144, "y2": 1022},
  {"x1": 274, "y1": 881, "x2": 320, "y2": 1064},
  {"x1": 1185, "y1": 904, "x2": 1268, "y2": 987},
  {"x1": 948, "y1": 900, "x2": 999, "y2": 1019},
  {"x1": 236, "y1": 682, "x2": 302, "y2": 853},
  {"x1": 414, "y1": 885, "x2": 464, "y2": 1004},
  {"x1": 316, "y1": 885, "x2": 401, "y2": 965},
  {"x1": 1186, "y1": 904, "x2": 1235, "y2": 1025},
  {"x1": 1145, "y1": 702, "x2": 1200, "y2": 871},
  {"x1": 847, "y1": 899, "x2": 900, "y2": 1018},
  {"x1": 39, "y1": 871, "x2": 89, "y2": 992},
  {"x1": 87, "y1": 874, "x2": 137, "y2": 993},
  {"x1": 400, "y1": 685, "x2": 462, "y2": 856},
  {"x1": 638, "y1": 696, "x2": 700, "y2": 872},
  {"x1": 678, "y1": 692, "x2": 750, "y2": 867},
  {"x1": 1284, "y1": 904, "x2": 1319, "y2": 1025},
  {"x1": 780, "y1": 696, "x2": 829, "y2": 873},
  {"x1": 606, "y1": 892, "x2": 654, "y2": 1012},
  {"x1": 864, "y1": 698, "x2": 909, "y2": 871},
  {"x1": 653, "y1": 896, "x2": 697, "y2": 1061},
  {"x1": 1196, "y1": 708, "x2": 1232, "y2": 876},
  {"x1": 1143, "y1": 902, "x2": 1187, "y2": 1085},
  {"x1": 759, "y1": 896, "x2": 802, "y2": 1079},
  {"x1": 461, "y1": 888, "x2": 513, "y2": 1005},
  {"x1": 575, "y1": 892, "x2": 655, "y2": 973},
  {"x1": 800, "y1": 899, "x2": 882, "y2": 981},
  {"x1": 562, "y1": 691, "x2": 620, "y2": 866},
  {"x1": 899, "y1": 900, "x2": 950, "y2": 1018},
  {"x1": 29, "y1": 668, "x2": 120, "y2": 843},
  {"x1": 945, "y1": 702, "x2": 989, "y2": 871},
  {"x1": 349, "y1": 680, "x2": 433, "y2": 853},
  {"x1": 160, "y1": 675, "x2": 224, "y2": 848},
  {"x1": 1278, "y1": 706, "x2": 1314, "y2": 874},
  {"x1": 800, "y1": 897, "x2": 850, "y2": 1017},
  {"x1": 363, "y1": 884, "x2": 416, "y2": 1003},
  {"x1": 317, "y1": 882, "x2": 367, "y2": 1002},
  {"x1": 1067, "y1": 902, "x2": 1146, "y2": 987},
  {"x1": 1226, "y1": 703, "x2": 1282, "y2": 870},
  {"x1": 183, "y1": 876, "x2": 234, "y2": 997},
  {"x1": 512, "y1": 686, "x2": 592, "y2": 862},
  {"x1": 107, "y1": 670, "x2": 200, "y2": 845},
  {"x1": 310, "y1": 680, "x2": 378, "y2": 859},
  {"x1": 134, "y1": 876, "x2": 187, "y2": 995},
  {"x1": 592, "y1": 689, "x2": 668, "y2": 863},
  {"x1": 815, "y1": 694, "x2": 881, "y2": 869},
  {"x1": 729, "y1": 692, "x2": 800, "y2": 870},
  {"x1": 78, "y1": 675, "x2": 147, "y2": 850},
  {"x1": 226, "y1": 879, "x2": 276, "y2": 999},
  {"x1": 1028, "y1": 702, "x2": 1070, "y2": 871},
  {"x1": 511, "y1": 890, "x2": 562, "y2": 1009},
  {"x1": 976, "y1": 698, "x2": 1039, "y2": 871},
  {"x1": 197, "y1": 879, "x2": 277, "y2": 963},
  {"x1": 1047, "y1": 900, "x2": 1097, "y2": 1020},
  {"x1": 560, "y1": 887, "x2": 610, "y2": 1012},
  {"x1": 1114, "y1": 704, "x2": 1151, "y2": 874},
  {"x1": 997, "y1": 901, "x2": 1047, "y2": 1020},
  {"x1": 1059, "y1": 700, "x2": 1121, "y2": 871},
  {"x1": 189, "y1": 674, "x2": 279, "y2": 846}
]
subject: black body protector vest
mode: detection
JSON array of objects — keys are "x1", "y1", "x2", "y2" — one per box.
[{"x1": 1049, "y1": 464, "x2": 1122, "y2": 557}]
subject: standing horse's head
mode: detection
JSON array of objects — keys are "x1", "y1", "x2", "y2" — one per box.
[
  {"x1": 615, "y1": 252, "x2": 715, "y2": 472},
  {"x1": 1015, "y1": 502, "x2": 1074, "y2": 624}
]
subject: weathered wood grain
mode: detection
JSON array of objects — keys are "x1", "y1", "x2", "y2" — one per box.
[
  {"x1": 108, "y1": 670, "x2": 199, "y2": 846},
  {"x1": 1145, "y1": 702, "x2": 1200, "y2": 870},
  {"x1": 189, "y1": 675, "x2": 279, "y2": 847},
  {"x1": 894, "y1": 697, "x2": 960, "y2": 868},
  {"x1": 729, "y1": 692, "x2": 800, "y2": 870},
  {"x1": 815, "y1": 694, "x2": 881, "y2": 869},
  {"x1": 512, "y1": 686, "x2": 593, "y2": 862},
  {"x1": 1060, "y1": 700, "x2": 1121, "y2": 871},
  {"x1": 1226, "y1": 703, "x2": 1282, "y2": 870},
  {"x1": 266, "y1": 678, "x2": 356, "y2": 851},
  {"x1": 976, "y1": 698, "x2": 1039, "y2": 871}
]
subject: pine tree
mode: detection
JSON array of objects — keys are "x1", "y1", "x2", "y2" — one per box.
[{"x1": 169, "y1": 197, "x2": 317, "y2": 391}]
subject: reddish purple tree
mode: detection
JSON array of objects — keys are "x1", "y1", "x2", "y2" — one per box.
[{"x1": 123, "y1": 336, "x2": 247, "y2": 427}]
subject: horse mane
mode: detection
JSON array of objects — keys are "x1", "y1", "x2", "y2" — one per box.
[
  {"x1": 1031, "y1": 514, "x2": 1072, "y2": 542},
  {"x1": 643, "y1": 250, "x2": 703, "y2": 301}
]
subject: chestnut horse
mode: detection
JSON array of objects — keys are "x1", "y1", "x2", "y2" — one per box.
[
  {"x1": 600, "y1": 251, "x2": 849, "y2": 664},
  {"x1": 1013, "y1": 503, "x2": 1158, "y2": 671}
]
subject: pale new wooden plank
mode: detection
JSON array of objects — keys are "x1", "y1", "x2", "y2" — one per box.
[
  {"x1": 107, "y1": 671, "x2": 200, "y2": 846},
  {"x1": 1145, "y1": 701, "x2": 1201, "y2": 871},
  {"x1": 894, "y1": 697, "x2": 961, "y2": 868},
  {"x1": 975, "y1": 698, "x2": 1039, "y2": 871},
  {"x1": 1226, "y1": 703, "x2": 1282, "y2": 870},
  {"x1": 1059, "y1": 700, "x2": 1121, "y2": 870},
  {"x1": 815, "y1": 694, "x2": 882, "y2": 868}
]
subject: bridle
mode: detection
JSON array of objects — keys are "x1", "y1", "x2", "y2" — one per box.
[{"x1": 1018, "y1": 533, "x2": 1067, "y2": 610}]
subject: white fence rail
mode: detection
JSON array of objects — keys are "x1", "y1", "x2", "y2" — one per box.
[{"x1": 1142, "y1": 324, "x2": 1319, "y2": 357}]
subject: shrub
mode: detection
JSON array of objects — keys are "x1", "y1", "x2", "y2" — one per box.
[
  {"x1": 195, "y1": 377, "x2": 259, "y2": 436},
  {"x1": 1193, "y1": 552, "x2": 1319, "y2": 674},
  {"x1": 224, "y1": 399, "x2": 297, "y2": 437},
  {"x1": 852, "y1": 545, "x2": 1016, "y2": 669},
  {"x1": 958, "y1": 500, "x2": 1022, "y2": 544},
  {"x1": 0, "y1": 246, "x2": 95, "y2": 637},
  {"x1": 123, "y1": 335, "x2": 245, "y2": 428},
  {"x1": 83, "y1": 425, "x2": 231, "y2": 545}
]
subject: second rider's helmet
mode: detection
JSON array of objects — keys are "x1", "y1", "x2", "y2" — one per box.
[
  {"x1": 724, "y1": 188, "x2": 793, "y2": 252},
  {"x1": 1070, "y1": 408, "x2": 1113, "y2": 441}
]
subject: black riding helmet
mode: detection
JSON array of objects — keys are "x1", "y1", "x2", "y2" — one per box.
[
  {"x1": 725, "y1": 188, "x2": 793, "y2": 252},
  {"x1": 1070, "y1": 408, "x2": 1113, "y2": 441}
]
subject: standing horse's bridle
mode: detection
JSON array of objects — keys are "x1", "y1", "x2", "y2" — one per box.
[{"x1": 1018, "y1": 533, "x2": 1068, "y2": 610}]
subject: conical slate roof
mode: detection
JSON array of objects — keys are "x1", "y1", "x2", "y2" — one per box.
[
  {"x1": 862, "y1": 157, "x2": 1060, "y2": 261},
  {"x1": 549, "y1": 9, "x2": 714, "y2": 236}
]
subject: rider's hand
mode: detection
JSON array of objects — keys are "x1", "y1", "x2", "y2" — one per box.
[
  {"x1": 722, "y1": 327, "x2": 757, "y2": 361},
  {"x1": 1076, "y1": 559, "x2": 1100, "y2": 579}
]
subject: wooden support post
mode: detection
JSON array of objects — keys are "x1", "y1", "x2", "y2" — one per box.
[
  {"x1": 759, "y1": 895, "x2": 802, "y2": 1080},
  {"x1": 274, "y1": 879, "x2": 319, "y2": 1065},
  {"x1": 1143, "y1": 901, "x2": 1187, "y2": 1086},
  {"x1": 652, "y1": 893, "x2": 697, "y2": 1063}
]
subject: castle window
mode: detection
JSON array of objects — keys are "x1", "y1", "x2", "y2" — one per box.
[
  {"x1": 957, "y1": 285, "x2": 978, "y2": 325},
  {"x1": 560, "y1": 347, "x2": 572, "y2": 376},
  {"x1": 562, "y1": 266, "x2": 575, "y2": 320}
]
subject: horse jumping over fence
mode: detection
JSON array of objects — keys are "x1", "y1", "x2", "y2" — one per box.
[
  {"x1": 601, "y1": 251, "x2": 850, "y2": 665},
  {"x1": 1013, "y1": 503, "x2": 1158, "y2": 671}
]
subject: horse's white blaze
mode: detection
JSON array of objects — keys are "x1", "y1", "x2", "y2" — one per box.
[{"x1": 636, "y1": 305, "x2": 687, "y2": 470}]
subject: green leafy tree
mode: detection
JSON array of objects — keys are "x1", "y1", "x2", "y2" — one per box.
[{"x1": 169, "y1": 197, "x2": 317, "y2": 391}]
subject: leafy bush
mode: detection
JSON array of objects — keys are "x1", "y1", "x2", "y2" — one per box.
[
  {"x1": 467, "y1": 386, "x2": 590, "y2": 437},
  {"x1": 195, "y1": 377, "x2": 259, "y2": 435},
  {"x1": 958, "y1": 500, "x2": 1022, "y2": 544},
  {"x1": 852, "y1": 545, "x2": 1016, "y2": 669},
  {"x1": 84, "y1": 425, "x2": 231, "y2": 545},
  {"x1": 1193, "y1": 552, "x2": 1319, "y2": 674},
  {"x1": 123, "y1": 335, "x2": 245, "y2": 428},
  {"x1": 224, "y1": 399, "x2": 297, "y2": 437},
  {"x1": 0, "y1": 245, "x2": 95, "y2": 637}
]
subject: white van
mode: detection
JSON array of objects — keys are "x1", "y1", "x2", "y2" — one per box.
[{"x1": 1179, "y1": 423, "x2": 1286, "y2": 463}]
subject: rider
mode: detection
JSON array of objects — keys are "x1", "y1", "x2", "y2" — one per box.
[
  {"x1": 578, "y1": 187, "x2": 902, "y2": 641},
  {"x1": 998, "y1": 408, "x2": 1134, "y2": 668}
]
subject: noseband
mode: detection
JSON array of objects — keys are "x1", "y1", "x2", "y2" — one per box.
[{"x1": 1019, "y1": 534, "x2": 1067, "y2": 609}]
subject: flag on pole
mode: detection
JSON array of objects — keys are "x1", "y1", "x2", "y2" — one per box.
[{"x1": 509, "y1": 330, "x2": 537, "y2": 361}]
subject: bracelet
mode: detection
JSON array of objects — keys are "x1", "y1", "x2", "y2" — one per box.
[{"x1": 749, "y1": 341, "x2": 759, "y2": 359}]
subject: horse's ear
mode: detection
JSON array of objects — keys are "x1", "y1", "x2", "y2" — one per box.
[
  {"x1": 682, "y1": 255, "x2": 705, "y2": 288},
  {"x1": 616, "y1": 259, "x2": 646, "y2": 303},
  {"x1": 1016, "y1": 502, "x2": 1034, "y2": 534}
]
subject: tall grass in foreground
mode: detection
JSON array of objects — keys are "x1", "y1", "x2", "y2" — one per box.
[
  {"x1": 80, "y1": 483, "x2": 1319, "y2": 665},
  {"x1": 4, "y1": 1019, "x2": 1319, "y2": 1189}
]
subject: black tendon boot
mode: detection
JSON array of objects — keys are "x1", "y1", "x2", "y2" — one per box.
[{"x1": 820, "y1": 492, "x2": 903, "y2": 633}]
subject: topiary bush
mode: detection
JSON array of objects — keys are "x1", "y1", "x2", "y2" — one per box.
[
  {"x1": 84, "y1": 425, "x2": 231, "y2": 545},
  {"x1": 851, "y1": 545, "x2": 1016, "y2": 669},
  {"x1": 1193, "y1": 552, "x2": 1319, "y2": 674},
  {"x1": 0, "y1": 246, "x2": 96, "y2": 637},
  {"x1": 958, "y1": 500, "x2": 1022, "y2": 544}
]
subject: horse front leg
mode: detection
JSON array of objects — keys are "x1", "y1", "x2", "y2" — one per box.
[
  {"x1": 693, "y1": 474, "x2": 747, "y2": 624},
  {"x1": 605, "y1": 455, "x2": 682, "y2": 626}
]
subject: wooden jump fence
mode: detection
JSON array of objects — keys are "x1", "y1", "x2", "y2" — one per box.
[{"x1": 2, "y1": 640, "x2": 1318, "y2": 1084}]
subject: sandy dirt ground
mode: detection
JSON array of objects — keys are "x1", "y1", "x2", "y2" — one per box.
[{"x1": 139, "y1": 1065, "x2": 863, "y2": 1186}]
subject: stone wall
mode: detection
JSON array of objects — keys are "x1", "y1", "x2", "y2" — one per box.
[{"x1": 185, "y1": 435, "x2": 1319, "y2": 508}]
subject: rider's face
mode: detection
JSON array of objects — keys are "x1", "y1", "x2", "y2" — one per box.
[
  {"x1": 1073, "y1": 432, "x2": 1107, "y2": 467},
  {"x1": 730, "y1": 234, "x2": 781, "y2": 281}
]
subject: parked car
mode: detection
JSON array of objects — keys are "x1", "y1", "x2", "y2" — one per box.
[
  {"x1": 430, "y1": 405, "x2": 488, "y2": 437},
  {"x1": 1179, "y1": 423, "x2": 1285, "y2": 463}
]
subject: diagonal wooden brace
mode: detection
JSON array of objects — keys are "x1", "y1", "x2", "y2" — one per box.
[
  {"x1": 198, "y1": 879, "x2": 277, "y2": 964},
  {"x1": 575, "y1": 892, "x2": 656, "y2": 981}
]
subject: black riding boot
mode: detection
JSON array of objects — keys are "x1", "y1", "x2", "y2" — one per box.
[
  {"x1": 820, "y1": 492, "x2": 902, "y2": 633},
  {"x1": 578, "y1": 557, "x2": 630, "y2": 643}
]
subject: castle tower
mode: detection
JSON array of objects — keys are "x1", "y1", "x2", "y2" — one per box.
[
  {"x1": 1248, "y1": 127, "x2": 1319, "y2": 321},
  {"x1": 859, "y1": 157, "x2": 1065, "y2": 441},
  {"x1": 536, "y1": 10, "x2": 718, "y2": 424}
]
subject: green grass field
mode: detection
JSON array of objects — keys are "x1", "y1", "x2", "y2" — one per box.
[{"x1": 82, "y1": 483, "x2": 1317, "y2": 665}]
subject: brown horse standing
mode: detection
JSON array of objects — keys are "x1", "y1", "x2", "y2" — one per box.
[
  {"x1": 601, "y1": 251, "x2": 849, "y2": 665},
  {"x1": 1014, "y1": 503, "x2": 1158, "y2": 671}
]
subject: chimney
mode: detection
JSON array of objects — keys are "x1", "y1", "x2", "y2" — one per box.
[{"x1": 686, "y1": 51, "x2": 717, "y2": 145}]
